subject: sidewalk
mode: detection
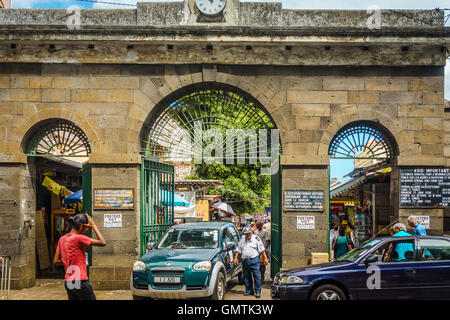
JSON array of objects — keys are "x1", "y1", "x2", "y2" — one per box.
[
  {"x1": 8, "y1": 277, "x2": 272, "y2": 300},
  {"x1": 9, "y1": 279, "x2": 131, "y2": 300}
]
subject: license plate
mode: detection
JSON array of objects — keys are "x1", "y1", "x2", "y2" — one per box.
[{"x1": 153, "y1": 276, "x2": 181, "y2": 283}]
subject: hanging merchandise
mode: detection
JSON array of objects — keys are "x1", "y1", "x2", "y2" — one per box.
[
  {"x1": 347, "y1": 206, "x2": 355, "y2": 226},
  {"x1": 42, "y1": 176, "x2": 62, "y2": 195},
  {"x1": 354, "y1": 207, "x2": 371, "y2": 246}
]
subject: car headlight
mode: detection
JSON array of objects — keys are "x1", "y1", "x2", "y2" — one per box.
[
  {"x1": 193, "y1": 261, "x2": 211, "y2": 271},
  {"x1": 280, "y1": 275, "x2": 304, "y2": 285},
  {"x1": 133, "y1": 261, "x2": 146, "y2": 271},
  {"x1": 273, "y1": 273, "x2": 281, "y2": 285}
]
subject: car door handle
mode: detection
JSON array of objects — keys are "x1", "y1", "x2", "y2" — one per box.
[{"x1": 404, "y1": 269, "x2": 416, "y2": 274}]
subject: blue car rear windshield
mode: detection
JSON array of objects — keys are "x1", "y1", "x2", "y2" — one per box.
[
  {"x1": 335, "y1": 239, "x2": 383, "y2": 262},
  {"x1": 158, "y1": 229, "x2": 219, "y2": 249}
]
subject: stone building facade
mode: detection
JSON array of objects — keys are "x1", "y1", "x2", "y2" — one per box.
[{"x1": 0, "y1": 1, "x2": 449, "y2": 289}]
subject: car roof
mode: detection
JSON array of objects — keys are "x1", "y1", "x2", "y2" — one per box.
[
  {"x1": 377, "y1": 235, "x2": 450, "y2": 241},
  {"x1": 173, "y1": 221, "x2": 233, "y2": 230}
]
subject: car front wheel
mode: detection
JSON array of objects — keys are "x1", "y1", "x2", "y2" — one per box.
[
  {"x1": 310, "y1": 284, "x2": 346, "y2": 300},
  {"x1": 210, "y1": 272, "x2": 226, "y2": 300}
]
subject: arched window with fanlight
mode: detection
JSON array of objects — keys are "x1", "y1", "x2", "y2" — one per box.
[
  {"x1": 328, "y1": 121, "x2": 398, "y2": 165},
  {"x1": 25, "y1": 119, "x2": 91, "y2": 159}
]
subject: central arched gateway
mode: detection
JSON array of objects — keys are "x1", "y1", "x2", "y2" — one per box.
[{"x1": 139, "y1": 82, "x2": 282, "y2": 276}]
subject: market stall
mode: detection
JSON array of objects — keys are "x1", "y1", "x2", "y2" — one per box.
[{"x1": 330, "y1": 163, "x2": 392, "y2": 246}]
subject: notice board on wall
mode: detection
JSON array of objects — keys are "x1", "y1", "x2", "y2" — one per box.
[
  {"x1": 284, "y1": 190, "x2": 324, "y2": 211},
  {"x1": 399, "y1": 168, "x2": 450, "y2": 207},
  {"x1": 296, "y1": 216, "x2": 315, "y2": 229},
  {"x1": 94, "y1": 188, "x2": 134, "y2": 210}
]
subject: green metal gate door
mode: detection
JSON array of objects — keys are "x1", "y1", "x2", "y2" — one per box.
[
  {"x1": 140, "y1": 159, "x2": 175, "y2": 256},
  {"x1": 271, "y1": 168, "x2": 282, "y2": 277},
  {"x1": 82, "y1": 163, "x2": 93, "y2": 272}
]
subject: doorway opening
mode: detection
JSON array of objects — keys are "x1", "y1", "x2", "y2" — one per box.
[
  {"x1": 328, "y1": 121, "x2": 398, "y2": 259},
  {"x1": 140, "y1": 82, "x2": 281, "y2": 277},
  {"x1": 23, "y1": 119, "x2": 91, "y2": 279}
]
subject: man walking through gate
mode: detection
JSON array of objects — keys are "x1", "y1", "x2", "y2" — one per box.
[
  {"x1": 233, "y1": 227, "x2": 268, "y2": 298},
  {"x1": 255, "y1": 222, "x2": 270, "y2": 283}
]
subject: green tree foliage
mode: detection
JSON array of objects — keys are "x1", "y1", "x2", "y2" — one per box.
[
  {"x1": 188, "y1": 163, "x2": 271, "y2": 214},
  {"x1": 162, "y1": 88, "x2": 275, "y2": 214}
]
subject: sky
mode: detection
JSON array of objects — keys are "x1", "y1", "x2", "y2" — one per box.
[{"x1": 8, "y1": 0, "x2": 450, "y2": 180}]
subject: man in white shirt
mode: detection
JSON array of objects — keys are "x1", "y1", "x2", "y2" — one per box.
[
  {"x1": 233, "y1": 227, "x2": 268, "y2": 298},
  {"x1": 329, "y1": 223, "x2": 338, "y2": 260}
]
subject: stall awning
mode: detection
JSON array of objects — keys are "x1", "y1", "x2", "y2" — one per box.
[
  {"x1": 160, "y1": 190, "x2": 190, "y2": 207},
  {"x1": 63, "y1": 189, "x2": 82, "y2": 204},
  {"x1": 330, "y1": 176, "x2": 367, "y2": 199}
]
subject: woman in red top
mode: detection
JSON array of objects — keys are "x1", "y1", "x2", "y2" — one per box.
[{"x1": 54, "y1": 213, "x2": 105, "y2": 300}]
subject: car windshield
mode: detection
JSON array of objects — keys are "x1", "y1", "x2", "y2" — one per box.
[
  {"x1": 335, "y1": 239, "x2": 383, "y2": 262},
  {"x1": 158, "y1": 228, "x2": 219, "y2": 249}
]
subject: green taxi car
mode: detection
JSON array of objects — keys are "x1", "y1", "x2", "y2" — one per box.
[{"x1": 130, "y1": 221, "x2": 244, "y2": 300}]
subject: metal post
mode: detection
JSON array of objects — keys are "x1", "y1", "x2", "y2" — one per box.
[
  {"x1": 0, "y1": 256, "x2": 11, "y2": 300},
  {"x1": 372, "y1": 184, "x2": 376, "y2": 237}
]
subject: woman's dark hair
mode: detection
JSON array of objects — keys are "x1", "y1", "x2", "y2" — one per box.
[
  {"x1": 67, "y1": 213, "x2": 88, "y2": 231},
  {"x1": 339, "y1": 228, "x2": 346, "y2": 237}
]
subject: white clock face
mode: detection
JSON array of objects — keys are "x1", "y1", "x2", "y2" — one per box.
[{"x1": 195, "y1": 0, "x2": 227, "y2": 16}]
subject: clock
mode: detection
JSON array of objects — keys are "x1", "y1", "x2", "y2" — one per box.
[{"x1": 195, "y1": 0, "x2": 227, "y2": 16}]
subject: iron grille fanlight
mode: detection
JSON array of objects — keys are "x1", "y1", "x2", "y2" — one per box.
[
  {"x1": 328, "y1": 121, "x2": 396, "y2": 160},
  {"x1": 26, "y1": 120, "x2": 91, "y2": 157},
  {"x1": 144, "y1": 87, "x2": 275, "y2": 160}
]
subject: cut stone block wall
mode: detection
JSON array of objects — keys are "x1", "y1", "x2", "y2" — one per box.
[
  {"x1": 0, "y1": 62, "x2": 446, "y2": 289},
  {"x1": 89, "y1": 164, "x2": 140, "y2": 290}
]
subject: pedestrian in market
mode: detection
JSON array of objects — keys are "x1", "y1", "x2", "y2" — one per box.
[
  {"x1": 255, "y1": 222, "x2": 270, "y2": 283},
  {"x1": 329, "y1": 223, "x2": 338, "y2": 260},
  {"x1": 233, "y1": 227, "x2": 268, "y2": 298},
  {"x1": 333, "y1": 227, "x2": 352, "y2": 259},
  {"x1": 53, "y1": 213, "x2": 106, "y2": 300},
  {"x1": 407, "y1": 215, "x2": 427, "y2": 236},
  {"x1": 263, "y1": 217, "x2": 271, "y2": 233},
  {"x1": 341, "y1": 220, "x2": 355, "y2": 249}
]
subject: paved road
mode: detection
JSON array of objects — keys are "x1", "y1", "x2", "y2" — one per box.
[{"x1": 8, "y1": 277, "x2": 272, "y2": 300}]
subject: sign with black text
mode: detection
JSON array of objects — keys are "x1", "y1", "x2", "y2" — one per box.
[
  {"x1": 94, "y1": 188, "x2": 134, "y2": 210},
  {"x1": 296, "y1": 216, "x2": 315, "y2": 230},
  {"x1": 104, "y1": 214, "x2": 122, "y2": 228},
  {"x1": 284, "y1": 190, "x2": 324, "y2": 211}
]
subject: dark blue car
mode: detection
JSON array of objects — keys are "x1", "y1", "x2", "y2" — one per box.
[{"x1": 271, "y1": 236, "x2": 450, "y2": 300}]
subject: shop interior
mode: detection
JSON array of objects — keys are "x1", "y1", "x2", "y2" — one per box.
[
  {"x1": 330, "y1": 161, "x2": 393, "y2": 247},
  {"x1": 31, "y1": 156, "x2": 85, "y2": 278}
]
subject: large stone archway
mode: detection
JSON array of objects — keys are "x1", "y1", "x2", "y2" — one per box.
[{"x1": 0, "y1": 2, "x2": 449, "y2": 289}]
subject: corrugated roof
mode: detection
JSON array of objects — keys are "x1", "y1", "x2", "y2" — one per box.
[{"x1": 330, "y1": 175, "x2": 367, "y2": 198}]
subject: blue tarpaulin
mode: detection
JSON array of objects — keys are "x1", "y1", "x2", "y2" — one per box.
[
  {"x1": 63, "y1": 189, "x2": 82, "y2": 204},
  {"x1": 160, "y1": 190, "x2": 190, "y2": 207}
]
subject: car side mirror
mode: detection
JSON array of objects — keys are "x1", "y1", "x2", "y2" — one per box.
[
  {"x1": 146, "y1": 242, "x2": 156, "y2": 250},
  {"x1": 365, "y1": 254, "x2": 378, "y2": 265},
  {"x1": 226, "y1": 242, "x2": 236, "y2": 250}
]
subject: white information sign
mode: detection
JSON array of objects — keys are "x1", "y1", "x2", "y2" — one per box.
[
  {"x1": 415, "y1": 216, "x2": 430, "y2": 229},
  {"x1": 297, "y1": 216, "x2": 315, "y2": 230},
  {"x1": 104, "y1": 214, "x2": 122, "y2": 228}
]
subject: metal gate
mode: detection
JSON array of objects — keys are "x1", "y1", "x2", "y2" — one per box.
[
  {"x1": 140, "y1": 159, "x2": 174, "y2": 256},
  {"x1": 82, "y1": 163, "x2": 93, "y2": 272},
  {"x1": 0, "y1": 255, "x2": 11, "y2": 300},
  {"x1": 270, "y1": 168, "x2": 282, "y2": 277}
]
